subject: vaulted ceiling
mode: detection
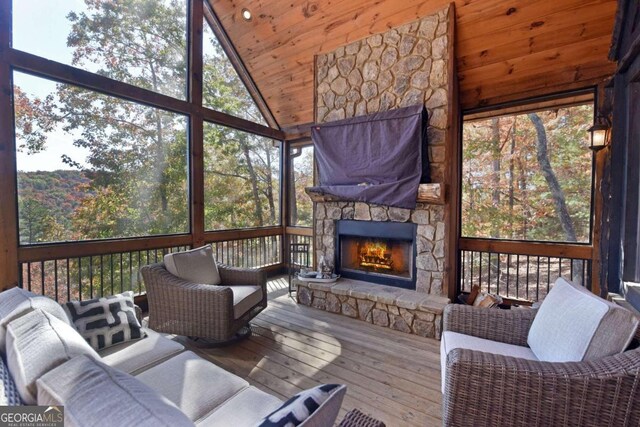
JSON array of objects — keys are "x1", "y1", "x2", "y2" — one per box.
[{"x1": 209, "y1": 0, "x2": 617, "y2": 129}]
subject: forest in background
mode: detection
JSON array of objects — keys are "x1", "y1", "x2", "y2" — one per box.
[
  {"x1": 14, "y1": 0, "x2": 280, "y2": 245},
  {"x1": 462, "y1": 104, "x2": 594, "y2": 244}
]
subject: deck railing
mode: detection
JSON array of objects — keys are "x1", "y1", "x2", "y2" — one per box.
[
  {"x1": 19, "y1": 229, "x2": 285, "y2": 303},
  {"x1": 459, "y1": 238, "x2": 594, "y2": 302}
]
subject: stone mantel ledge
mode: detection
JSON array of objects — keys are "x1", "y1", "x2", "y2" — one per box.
[{"x1": 295, "y1": 277, "x2": 450, "y2": 339}]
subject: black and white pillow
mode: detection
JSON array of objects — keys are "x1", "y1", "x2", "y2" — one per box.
[
  {"x1": 63, "y1": 291, "x2": 145, "y2": 351},
  {"x1": 258, "y1": 384, "x2": 340, "y2": 427}
]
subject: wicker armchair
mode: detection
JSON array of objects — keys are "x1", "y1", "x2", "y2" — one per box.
[
  {"x1": 140, "y1": 263, "x2": 267, "y2": 343},
  {"x1": 442, "y1": 304, "x2": 640, "y2": 427}
]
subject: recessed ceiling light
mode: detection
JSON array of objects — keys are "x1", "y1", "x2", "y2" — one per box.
[{"x1": 241, "y1": 8, "x2": 252, "y2": 21}]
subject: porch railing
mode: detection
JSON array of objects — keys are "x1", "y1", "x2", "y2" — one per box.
[
  {"x1": 459, "y1": 238, "x2": 595, "y2": 302},
  {"x1": 19, "y1": 229, "x2": 285, "y2": 304}
]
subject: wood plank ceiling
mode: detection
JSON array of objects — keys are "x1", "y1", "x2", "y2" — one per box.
[{"x1": 209, "y1": 0, "x2": 617, "y2": 129}]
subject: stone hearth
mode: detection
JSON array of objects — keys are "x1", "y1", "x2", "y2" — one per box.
[{"x1": 295, "y1": 277, "x2": 448, "y2": 339}]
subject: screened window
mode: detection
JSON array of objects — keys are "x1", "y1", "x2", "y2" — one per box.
[
  {"x1": 12, "y1": 0, "x2": 188, "y2": 99},
  {"x1": 461, "y1": 100, "x2": 594, "y2": 243},
  {"x1": 14, "y1": 72, "x2": 189, "y2": 244},
  {"x1": 202, "y1": 14, "x2": 266, "y2": 125},
  {"x1": 204, "y1": 122, "x2": 280, "y2": 230},
  {"x1": 289, "y1": 145, "x2": 314, "y2": 227}
]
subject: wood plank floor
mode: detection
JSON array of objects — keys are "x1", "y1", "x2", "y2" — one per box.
[{"x1": 183, "y1": 276, "x2": 443, "y2": 427}]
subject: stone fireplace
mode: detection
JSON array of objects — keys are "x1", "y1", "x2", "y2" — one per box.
[
  {"x1": 336, "y1": 220, "x2": 417, "y2": 289},
  {"x1": 295, "y1": 5, "x2": 453, "y2": 339}
]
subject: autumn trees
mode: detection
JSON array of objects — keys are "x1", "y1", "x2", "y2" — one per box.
[
  {"x1": 13, "y1": 0, "x2": 280, "y2": 245},
  {"x1": 462, "y1": 104, "x2": 594, "y2": 243}
]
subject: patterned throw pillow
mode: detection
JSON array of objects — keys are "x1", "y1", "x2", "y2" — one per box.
[
  {"x1": 63, "y1": 292, "x2": 146, "y2": 351},
  {"x1": 258, "y1": 384, "x2": 341, "y2": 427},
  {"x1": 0, "y1": 356, "x2": 21, "y2": 406}
]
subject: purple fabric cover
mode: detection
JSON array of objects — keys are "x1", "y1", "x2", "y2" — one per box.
[{"x1": 310, "y1": 104, "x2": 428, "y2": 209}]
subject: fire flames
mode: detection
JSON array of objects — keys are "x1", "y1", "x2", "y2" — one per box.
[{"x1": 359, "y1": 240, "x2": 393, "y2": 270}]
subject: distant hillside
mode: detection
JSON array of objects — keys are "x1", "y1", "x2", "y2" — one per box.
[{"x1": 18, "y1": 170, "x2": 91, "y2": 243}]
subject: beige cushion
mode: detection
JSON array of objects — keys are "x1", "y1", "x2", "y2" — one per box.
[
  {"x1": 99, "y1": 329, "x2": 184, "y2": 374},
  {"x1": 135, "y1": 351, "x2": 248, "y2": 422},
  {"x1": 164, "y1": 245, "x2": 221, "y2": 285},
  {"x1": 441, "y1": 331, "x2": 538, "y2": 393},
  {"x1": 231, "y1": 286, "x2": 263, "y2": 319},
  {"x1": 6, "y1": 309, "x2": 99, "y2": 404},
  {"x1": 0, "y1": 286, "x2": 71, "y2": 355},
  {"x1": 196, "y1": 386, "x2": 282, "y2": 427},
  {"x1": 37, "y1": 354, "x2": 194, "y2": 427},
  {"x1": 528, "y1": 278, "x2": 639, "y2": 362}
]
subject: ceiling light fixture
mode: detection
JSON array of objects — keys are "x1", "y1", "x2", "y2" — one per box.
[{"x1": 241, "y1": 8, "x2": 252, "y2": 21}]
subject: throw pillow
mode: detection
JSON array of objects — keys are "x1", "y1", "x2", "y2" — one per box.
[
  {"x1": 163, "y1": 245, "x2": 221, "y2": 285},
  {"x1": 0, "y1": 356, "x2": 21, "y2": 406},
  {"x1": 63, "y1": 291, "x2": 145, "y2": 351},
  {"x1": 257, "y1": 384, "x2": 345, "y2": 427}
]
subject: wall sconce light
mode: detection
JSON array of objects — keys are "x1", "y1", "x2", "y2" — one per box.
[{"x1": 588, "y1": 113, "x2": 611, "y2": 152}]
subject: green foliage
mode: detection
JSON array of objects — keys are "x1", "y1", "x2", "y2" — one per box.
[
  {"x1": 14, "y1": 0, "x2": 279, "y2": 245},
  {"x1": 462, "y1": 105, "x2": 594, "y2": 243}
]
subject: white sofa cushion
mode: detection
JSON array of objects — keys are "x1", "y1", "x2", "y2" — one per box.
[
  {"x1": 37, "y1": 354, "x2": 194, "y2": 427},
  {"x1": 528, "y1": 278, "x2": 639, "y2": 362},
  {"x1": 164, "y1": 245, "x2": 221, "y2": 285},
  {"x1": 6, "y1": 309, "x2": 99, "y2": 404},
  {"x1": 231, "y1": 286, "x2": 263, "y2": 319},
  {"x1": 99, "y1": 328, "x2": 184, "y2": 374},
  {"x1": 196, "y1": 386, "x2": 282, "y2": 427},
  {"x1": 0, "y1": 286, "x2": 70, "y2": 354},
  {"x1": 135, "y1": 351, "x2": 248, "y2": 422},
  {"x1": 441, "y1": 331, "x2": 538, "y2": 393}
]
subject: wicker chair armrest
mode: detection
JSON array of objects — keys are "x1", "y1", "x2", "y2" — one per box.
[
  {"x1": 217, "y1": 264, "x2": 266, "y2": 289},
  {"x1": 443, "y1": 304, "x2": 537, "y2": 346},
  {"x1": 443, "y1": 347, "x2": 640, "y2": 426},
  {"x1": 141, "y1": 263, "x2": 234, "y2": 323}
]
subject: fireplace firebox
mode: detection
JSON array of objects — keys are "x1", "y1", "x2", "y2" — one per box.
[{"x1": 335, "y1": 220, "x2": 417, "y2": 289}]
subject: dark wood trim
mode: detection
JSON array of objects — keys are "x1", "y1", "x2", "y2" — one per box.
[
  {"x1": 7, "y1": 49, "x2": 284, "y2": 141},
  {"x1": 285, "y1": 227, "x2": 313, "y2": 237},
  {"x1": 189, "y1": 0, "x2": 205, "y2": 249},
  {"x1": 447, "y1": 3, "x2": 460, "y2": 303},
  {"x1": 203, "y1": 2, "x2": 279, "y2": 130},
  {"x1": 18, "y1": 235, "x2": 194, "y2": 263},
  {"x1": 283, "y1": 122, "x2": 314, "y2": 141},
  {"x1": 0, "y1": 0, "x2": 19, "y2": 290},
  {"x1": 203, "y1": 226, "x2": 283, "y2": 242},
  {"x1": 462, "y1": 87, "x2": 597, "y2": 117},
  {"x1": 459, "y1": 238, "x2": 594, "y2": 260}
]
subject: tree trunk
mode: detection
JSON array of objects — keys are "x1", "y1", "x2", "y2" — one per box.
[
  {"x1": 490, "y1": 118, "x2": 501, "y2": 238},
  {"x1": 241, "y1": 140, "x2": 264, "y2": 226},
  {"x1": 528, "y1": 113, "x2": 577, "y2": 242},
  {"x1": 509, "y1": 118, "x2": 516, "y2": 238},
  {"x1": 264, "y1": 144, "x2": 276, "y2": 224},
  {"x1": 289, "y1": 148, "x2": 303, "y2": 225}
]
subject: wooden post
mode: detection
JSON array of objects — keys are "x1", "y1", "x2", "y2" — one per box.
[
  {"x1": 189, "y1": 0, "x2": 205, "y2": 248},
  {"x1": 445, "y1": 3, "x2": 460, "y2": 302},
  {"x1": 0, "y1": 0, "x2": 19, "y2": 289}
]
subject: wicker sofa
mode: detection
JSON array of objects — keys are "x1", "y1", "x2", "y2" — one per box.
[
  {"x1": 0, "y1": 286, "x2": 347, "y2": 426},
  {"x1": 441, "y1": 280, "x2": 640, "y2": 427},
  {"x1": 141, "y1": 262, "x2": 267, "y2": 343}
]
